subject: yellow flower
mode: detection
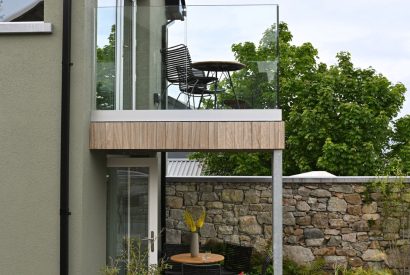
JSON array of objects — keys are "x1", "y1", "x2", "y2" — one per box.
[
  {"x1": 196, "y1": 210, "x2": 206, "y2": 229},
  {"x1": 183, "y1": 209, "x2": 206, "y2": 232},
  {"x1": 183, "y1": 210, "x2": 197, "y2": 232}
]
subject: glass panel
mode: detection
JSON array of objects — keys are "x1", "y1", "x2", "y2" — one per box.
[
  {"x1": 96, "y1": 6, "x2": 116, "y2": 110},
  {"x1": 107, "y1": 167, "x2": 149, "y2": 272},
  {"x1": 94, "y1": 2, "x2": 279, "y2": 110}
]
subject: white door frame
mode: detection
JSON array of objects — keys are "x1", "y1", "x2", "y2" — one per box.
[{"x1": 107, "y1": 157, "x2": 159, "y2": 266}]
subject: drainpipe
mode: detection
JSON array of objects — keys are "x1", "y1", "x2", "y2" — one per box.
[{"x1": 60, "y1": 0, "x2": 72, "y2": 274}]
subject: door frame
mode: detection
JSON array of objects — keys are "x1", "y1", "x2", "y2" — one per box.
[{"x1": 107, "y1": 157, "x2": 159, "y2": 266}]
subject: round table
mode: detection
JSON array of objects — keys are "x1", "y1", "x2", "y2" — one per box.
[
  {"x1": 170, "y1": 252, "x2": 224, "y2": 264},
  {"x1": 191, "y1": 61, "x2": 245, "y2": 72},
  {"x1": 191, "y1": 61, "x2": 245, "y2": 109}
]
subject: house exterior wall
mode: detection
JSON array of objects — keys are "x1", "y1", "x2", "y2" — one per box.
[
  {"x1": 166, "y1": 177, "x2": 410, "y2": 271},
  {"x1": 0, "y1": 0, "x2": 108, "y2": 274},
  {"x1": 0, "y1": 1, "x2": 62, "y2": 274}
]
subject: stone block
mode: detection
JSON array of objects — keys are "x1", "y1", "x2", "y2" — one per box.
[
  {"x1": 311, "y1": 189, "x2": 331, "y2": 198},
  {"x1": 328, "y1": 197, "x2": 347, "y2": 213},
  {"x1": 306, "y1": 238, "x2": 324, "y2": 247},
  {"x1": 362, "y1": 202, "x2": 377, "y2": 214},
  {"x1": 296, "y1": 201, "x2": 311, "y2": 211},
  {"x1": 324, "y1": 229, "x2": 340, "y2": 235},
  {"x1": 342, "y1": 233, "x2": 357, "y2": 242},
  {"x1": 324, "y1": 256, "x2": 347, "y2": 268},
  {"x1": 239, "y1": 216, "x2": 262, "y2": 234},
  {"x1": 347, "y1": 205, "x2": 362, "y2": 216},
  {"x1": 166, "y1": 196, "x2": 183, "y2": 208},
  {"x1": 361, "y1": 249, "x2": 386, "y2": 261},
  {"x1": 344, "y1": 194, "x2": 362, "y2": 205},
  {"x1": 330, "y1": 185, "x2": 354, "y2": 193},
  {"x1": 313, "y1": 246, "x2": 336, "y2": 256},
  {"x1": 217, "y1": 225, "x2": 233, "y2": 235},
  {"x1": 166, "y1": 186, "x2": 176, "y2": 196},
  {"x1": 257, "y1": 212, "x2": 272, "y2": 225},
  {"x1": 362, "y1": 213, "x2": 380, "y2": 221},
  {"x1": 166, "y1": 229, "x2": 181, "y2": 244},
  {"x1": 298, "y1": 186, "x2": 311, "y2": 197},
  {"x1": 206, "y1": 201, "x2": 223, "y2": 209},
  {"x1": 244, "y1": 189, "x2": 260, "y2": 204},
  {"x1": 348, "y1": 257, "x2": 363, "y2": 267},
  {"x1": 329, "y1": 218, "x2": 347, "y2": 228},
  {"x1": 312, "y1": 213, "x2": 328, "y2": 228},
  {"x1": 296, "y1": 215, "x2": 311, "y2": 226},
  {"x1": 343, "y1": 215, "x2": 360, "y2": 223},
  {"x1": 304, "y1": 228, "x2": 324, "y2": 239},
  {"x1": 175, "y1": 184, "x2": 189, "y2": 192},
  {"x1": 352, "y1": 220, "x2": 369, "y2": 232},
  {"x1": 283, "y1": 245, "x2": 314, "y2": 265},
  {"x1": 201, "y1": 192, "x2": 219, "y2": 202},
  {"x1": 221, "y1": 189, "x2": 244, "y2": 203},
  {"x1": 169, "y1": 209, "x2": 184, "y2": 220},
  {"x1": 283, "y1": 212, "x2": 296, "y2": 226},
  {"x1": 184, "y1": 192, "x2": 198, "y2": 206},
  {"x1": 200, "y1": 223, "x2": 217, "y2": 238},
  {"x1": 327, "y1": 236, "x2": 342, "y2": 246},
  {"x1": 382, "y1": 217, "x2": 401, "y2": 233},
  {"x1": 234, "y1": 205, "x2": 249, "y2": 216}
]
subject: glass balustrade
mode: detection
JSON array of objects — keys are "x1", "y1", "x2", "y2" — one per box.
[{"x1": 94, "y1": 1, "x2": 279, "y2": 111}]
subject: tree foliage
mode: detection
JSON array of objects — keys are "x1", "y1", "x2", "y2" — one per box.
[
  {"x1": 389, "y1": 115, "x2": 410, "y2": 173},
  {"x1": 192, "y1": 22, "x2": 407, "y2": 176},
  {"x1": 96, "y1": 25, "x2": 116, "y2": 110}
]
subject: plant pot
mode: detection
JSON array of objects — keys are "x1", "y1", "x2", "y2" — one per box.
[{"x1": 190, "y1": 232, "x2": 199, "y2": 257}]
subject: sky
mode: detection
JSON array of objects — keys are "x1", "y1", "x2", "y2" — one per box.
[
  {"x1": 97, "y1": 0, "x2": 410, "y2": 117},
  {"x1": 273, "y1": 0, "x2": 410, "y2": 118}
]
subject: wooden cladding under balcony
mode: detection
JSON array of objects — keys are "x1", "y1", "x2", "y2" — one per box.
[{"x1": 90, "y1": 121, "x2": 285, "y2": 151}]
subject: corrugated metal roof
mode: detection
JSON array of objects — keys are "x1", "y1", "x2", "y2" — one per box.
[{"x1": 167, "y1": 158, "x2": 203, "y2": 176}]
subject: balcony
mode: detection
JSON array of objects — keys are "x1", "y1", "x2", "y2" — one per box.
[{"x1": 90, "y1": 1, "x2": 283, "y2": 151}]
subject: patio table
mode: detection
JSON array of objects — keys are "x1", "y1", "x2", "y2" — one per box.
[
  {"x1": 170, "y1": 252, "x2": 224, "y2": 265},
  {"x1": 192, "y1": 61, "x2": 245, "y2": 108}
]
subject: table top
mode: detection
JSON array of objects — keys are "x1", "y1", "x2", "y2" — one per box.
[
  {"x1": 192, "y1": 61, "x2": 245, "y2": 72},
  {"x1": 170, "y1": 252, "x2": 224, "y2": 264}
]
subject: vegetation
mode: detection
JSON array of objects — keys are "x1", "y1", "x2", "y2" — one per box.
[
  {"x1": 334, "y1": 266, "x2": 393, "y2": 275},
  {"x1": 100, "y1": 238, "x2": 169, "y2": 275},
  {"x1": 192, "y1": 22, "x2": 407, "y2": 176},
  {"x1": 365, "y1": 171, "x2": 410, "y2": 274}
]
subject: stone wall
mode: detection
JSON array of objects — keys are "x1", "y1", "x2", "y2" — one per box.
[{"x1": 165, "y1": 178, "x2": 410, "y2": 270}]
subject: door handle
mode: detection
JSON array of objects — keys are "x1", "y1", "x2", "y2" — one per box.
[{"x1": 142, "y1": 231, "x2": 155, "y2": 252}]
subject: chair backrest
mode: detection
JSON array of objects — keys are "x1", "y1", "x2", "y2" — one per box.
[
  {"x1": 182, "y1": 263, "x2": 221, "y2": 275},
  {"x1": 164, "y1": 243, "x2": 190, "y2": 258},
  {"x1": 223, "y1": 242, "x2": 253, "y2": 272},
  {"x1": 161, "y1": 44, "x2": 193, "y2": 84},
  {"x1": 261, "y1": 255, "x2": 273, "y2": 275}
]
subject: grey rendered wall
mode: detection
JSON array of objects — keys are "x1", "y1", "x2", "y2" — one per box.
[
  {"x1": 0, "y1": 2, "x2": 62, "y2": 274},
  {"x1": 69, "y1": 0, "x2": 107, "y2": 274},
  {"x1": 0, "y1": 0, "x2": 108, "y2": 274}
]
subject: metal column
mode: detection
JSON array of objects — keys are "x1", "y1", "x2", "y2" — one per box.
[{"x1": 272, "y1": 150, "x2": 283, "y2": 275}]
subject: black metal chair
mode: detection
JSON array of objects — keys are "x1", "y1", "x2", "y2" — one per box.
[
  {"x1": 182, "y1": 263, "x2": 221, "y2": 275},
  {"x1": 176, "y1": 66, "x2": 224, "y2": 109},
  {"x1": 163, "y1": 243, "x2": 190, "y2": 275},
  {"x1": 221, "y1": 243, "x2": 253, "y2": 275},
  {"x1": 161, "y1": 44, "x2": 219, "y2": 109},
  {"x1": 261, "y1": 255, "x2": 273, "y2": 275}
]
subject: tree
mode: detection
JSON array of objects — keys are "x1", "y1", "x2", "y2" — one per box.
[
  {"x1": 192, "y1": 23, "x2": 407, "y2": 176},
  {"x1": 96, "y1": 25, "x2": 116, "y2": 110},
  {"x1": 389, "y1": 115, "x2": 410, "y2": 174}
]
